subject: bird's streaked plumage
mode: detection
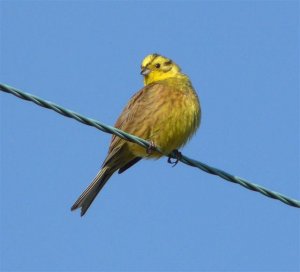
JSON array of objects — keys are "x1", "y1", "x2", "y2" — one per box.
[{"x1": 71, "y1": 53, "x2": 201, "y2": 216}]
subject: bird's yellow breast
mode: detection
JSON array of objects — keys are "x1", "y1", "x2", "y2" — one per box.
[{"x1": 128, "y1": 77, "x2": 201, "y2": 157}]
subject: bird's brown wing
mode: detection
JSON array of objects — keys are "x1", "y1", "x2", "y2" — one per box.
[
  {"x1": 102, "y1": 83, "x2": 163, "y2": 170},
  {"x1": 110, "y1": 83, "x2": 159, "y2": 151}
]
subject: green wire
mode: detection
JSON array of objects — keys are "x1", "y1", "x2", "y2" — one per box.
[{"x1": 1, "y1": 83, "x2": 299, "y2": 209}]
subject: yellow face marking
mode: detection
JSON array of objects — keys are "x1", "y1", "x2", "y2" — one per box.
[{"x1": 140, "y1": 54, "x2": 182, "y2": 85}]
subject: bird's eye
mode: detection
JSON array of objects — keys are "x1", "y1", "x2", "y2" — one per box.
[{"x1": 155, "y1": 63, "x2": 161, "y2": 68}]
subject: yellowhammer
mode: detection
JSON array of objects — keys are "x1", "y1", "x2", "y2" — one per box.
[{"x1": 71, "y1": 53, "x2": 201, "y2": 216}]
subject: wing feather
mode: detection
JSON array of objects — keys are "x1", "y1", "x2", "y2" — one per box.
[{"x1": 108, "y1": 83, "x2": 164, "y2": 152}]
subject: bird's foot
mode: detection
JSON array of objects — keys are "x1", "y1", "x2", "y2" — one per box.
[
  {"x1": 146, "y1": 140, "x2": 156, "y2": 155},
  {"x1": 168, "y1": 150, "x2": 182, "y2": 167}
]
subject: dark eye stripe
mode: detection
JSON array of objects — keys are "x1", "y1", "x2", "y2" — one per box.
[{"x1": 164, "y1": 60, "x2": 172, "y2": 65}]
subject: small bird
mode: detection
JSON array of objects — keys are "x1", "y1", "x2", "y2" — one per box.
[{"x1": 71, "y1": 53, "x2": 201, "y2": 216}]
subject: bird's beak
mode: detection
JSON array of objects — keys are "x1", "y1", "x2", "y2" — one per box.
[{"x1": 140, "y1": 68, "x2": 151, "y2": 76}]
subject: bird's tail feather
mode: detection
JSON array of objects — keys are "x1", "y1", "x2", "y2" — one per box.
[{"x1": 71, "y1": 166, "x2": 114, "y2": 216}]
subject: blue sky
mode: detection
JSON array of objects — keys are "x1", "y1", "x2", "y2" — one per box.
[{"x1": 1, "y1": 1, "x2": 299, "y2": 271}]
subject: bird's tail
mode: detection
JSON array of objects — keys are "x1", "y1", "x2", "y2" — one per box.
[{"x1": 71, "y1": 166, "x2": 114, "y2": 216}]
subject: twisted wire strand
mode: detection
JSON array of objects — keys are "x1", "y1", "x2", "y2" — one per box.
[{"x1": 1, "y1": 83, "x2": 299, "y2": 209}]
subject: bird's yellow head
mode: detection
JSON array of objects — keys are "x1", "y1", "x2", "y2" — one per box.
[{"x1": 140, "y1": 54, "x2": 182, "y2": 85}]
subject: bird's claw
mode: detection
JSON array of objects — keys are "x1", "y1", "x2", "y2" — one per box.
[
  {"x1": 168, "y1": 150, "x2": 182, "y2": 167},
  {"x1": 146, "y1": 140, "x2": 156, "y2": 155}
]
